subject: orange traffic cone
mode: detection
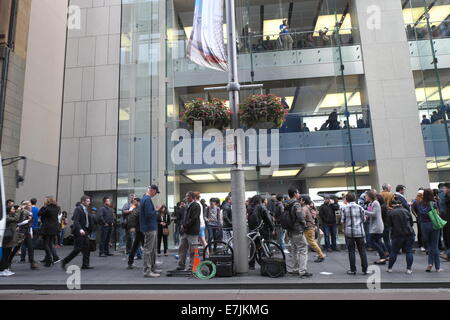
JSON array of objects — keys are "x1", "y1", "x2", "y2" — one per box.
[{"x1": 192, "y1": 247, "x2": 201, "y2": 272}]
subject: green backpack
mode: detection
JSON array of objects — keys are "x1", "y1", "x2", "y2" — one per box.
[{"x1": 428, "y1": 202, "x2": 447, "y2": 230}]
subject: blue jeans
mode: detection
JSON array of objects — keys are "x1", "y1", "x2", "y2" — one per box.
[
  {"x1": 370, "y1": 233, "x2": 388, "y2": 259},
  {"x1": 382, "y1": 227, "x2": 391, "y2": 254},
  {"x1": 364, "y1": 221, "x2": 373, "y2": 249},
  {"x1": 421, "y1": 222, "x2": 440, "y2": 270},
  {"x1": 174, "y1": 223, "x2": 181, "y2": 246},
  {"x1": 388, "y1": 235, "x2": 415, "y2": 270},
  {"x1": 58, "y1": 229, "x2": 65, "y2": 246},
  {"x1": 130, "y1": 231, "x2": 142, "y2": 258},
  {"x1": 322, "y1": 224, "x2": 338, "y2": 250},
  {"x1": 206, "y1": 225, "x2": 222, "y2": 244},
  {"x1": 276, "y1": 226, "x2": 286, "y2": 250}
]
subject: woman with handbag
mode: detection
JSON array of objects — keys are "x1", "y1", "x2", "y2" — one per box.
[
  {"x1": 0, "y1": 206, "x2": 20, "y2": 276},
  {"x1": 418, "y1": 188, "x2": 444, "y2": 272},
  {"x1": 157, "y1": 205, "x2": 171, "y2": 256},
  {"x1": 38, "y1": 197, "x2": 61, "y2": 267}
]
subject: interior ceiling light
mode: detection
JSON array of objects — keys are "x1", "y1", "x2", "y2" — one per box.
[
  {"x1": 272, "y1": 169, "x2": 300, "y2": 177},
  {"x1": 326, "y1": 167, "x2": 361, "y2": 175},
  {"x1": 404, "y1": 5, "x2": 450, "y2": 28},
  {"x1": 402, "y1": 8, "x2": 425, "y2": 25},
  {"x1": 415, "y1": 87, "x2": 450, "y2": 102},
  {"x1": 314, "y1": 14, "x2": 352, "y2": 36},
  {"x1": 317, "y1": 92, "x2": 361, "y2": 109},
  {"x1": 185, "y1": 174, "x2": 216, "y2": 182},
  {"x1": 263, "y1": 19, "x2": 285, "y2": 40},
  {"x1": 356, "y1": 166, "x2": 370, "y2": 173},
  {"x1": 215, "y1": 173, "x2": 231, "y2": 180},
  {"x1": 427, "y1": 162, "x2": 450, "y2": 170}
]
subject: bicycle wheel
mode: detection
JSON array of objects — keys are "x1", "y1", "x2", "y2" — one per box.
[
  {"x1": 226, "y1": 235, "x2": 256, "y2": 262},
  {"x1": 256, "y1": 241, "x2": 285, "y2": 265}
]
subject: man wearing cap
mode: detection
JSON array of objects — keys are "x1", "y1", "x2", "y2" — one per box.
[{"x1": 140, "y1": 185, "x2": 161, "y2": 278}]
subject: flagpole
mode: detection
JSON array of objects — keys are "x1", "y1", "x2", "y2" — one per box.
[{"x1": 225, "y1": 0, "x2": 249, "y2": 275}]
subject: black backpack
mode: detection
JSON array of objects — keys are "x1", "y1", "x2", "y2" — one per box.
[{"x1": 280, "y1": 202, "x2": 297, "y2": 230}]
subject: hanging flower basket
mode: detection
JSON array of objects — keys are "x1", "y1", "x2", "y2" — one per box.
[
  {"x1": 181, "y1": 98, "x2": 231, "y2": 131},
  {"x1": 239, "y1": 94, "x2": 287, "y2": 129}
]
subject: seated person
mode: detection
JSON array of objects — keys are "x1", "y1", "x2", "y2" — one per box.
[
  {"x1": 421, "y1": 115, "x2": 431, "y2": 125},
  {"x1": 357, "y1": 118, "x2": 366, "y2": 128}
]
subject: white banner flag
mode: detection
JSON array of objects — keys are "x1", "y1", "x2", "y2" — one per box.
[{"x1": 187, "y1": 0, "x2": 229, "y2": 72}]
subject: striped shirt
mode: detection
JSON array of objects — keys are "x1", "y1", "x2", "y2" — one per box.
[{"x1": 341, "y1": 202, "x2": 366, "y2": 238}]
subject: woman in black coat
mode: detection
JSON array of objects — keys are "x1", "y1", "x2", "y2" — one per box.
[
  {"x1": 157, "y1": 205, "x2": 171, "y2": 256},
  {"x1": 38, "y1": 197, "x2": 61, "y2": 267}
]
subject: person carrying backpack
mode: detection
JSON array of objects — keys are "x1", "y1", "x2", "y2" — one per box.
[
  {"x1": 247, "y1": 195, "x2": 274, "y2": 270},
  {"x1": 282, "y1": 188, "x2": 312, "y2": 278},
  {"x1": 273, "y1": 194, "x2": 288, "y2": 253}
]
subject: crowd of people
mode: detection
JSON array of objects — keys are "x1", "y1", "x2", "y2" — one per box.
[
  {"x1": 421, "y1": 106, "x2": 450, "y2": 125},
  {"x1": 280, "y1": 108, "x2": 368, "y2": 134},
  {"x1": 238, "y1": 20, "x2": 354, "y2": 54},
  {"x1": 2, "y1": 182, "x2": 450, "y2": 278}
]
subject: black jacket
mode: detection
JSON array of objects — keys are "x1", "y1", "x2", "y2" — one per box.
[
  {"x1": 99, "y1": 205, "x2": 114, "y2": 225},
  {"x1": 183, "y1": 201, "x2": 200, "y2": 236},
  {"x1": 273, "y1": 201, "x2": 284, "y2": 225},
  {"x1": 319, "y1": 203, "x2": 336, "y2": 225},
  {"x1": 157, "y1": 213, "x2": 171, "y2": 232},
  {"x1": 222, "y1": 202, "x2": 232, "y2": 228},
  {"x1": 128, "y1": 207, "x2": 141, "y2": 232},
  {"x1": 248, "y1": 204, "x2": 274, "y2": 237},
  {"x1": 387, "y1": 206, "x2": 415, "y2": 239},
  {"x1": 173, "y1": 207, "x2": 184, "y2": 224},
  {"x1": 72, "y1": 205, "x2": 94, "y2": 236},
  {"x1": 38, "y1": 204, "x2": 61, "y2": 236}
]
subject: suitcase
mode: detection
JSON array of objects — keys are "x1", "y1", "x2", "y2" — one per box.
[{"x1": 260, "y1": 257, "x2": 286, "y2": 278}]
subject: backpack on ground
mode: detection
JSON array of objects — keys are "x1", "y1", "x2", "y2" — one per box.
[{"x1": 280, "y1": 202, "x2": 296, "y2": 230}]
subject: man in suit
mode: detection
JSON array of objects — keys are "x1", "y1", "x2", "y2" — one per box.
[
  {"x1": 176, "y1": 191, "x2": 201, "y2": 271},
  {"x1": 99, "y1": 197, "x2": 114, "y2": 257},
  {"x1": 140, "y1": 185, "x2": 161, "y2": 278},
  {"x1": 60, "y1": 195, "x2": 94, "y2": 270}
]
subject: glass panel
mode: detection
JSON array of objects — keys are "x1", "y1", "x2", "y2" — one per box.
[
  {"x1": 403, "y1": 0, "x2": 450, "y2": 186},
  {"x1": 165, "y1": 0, "x2": 373, "y2": 249}
]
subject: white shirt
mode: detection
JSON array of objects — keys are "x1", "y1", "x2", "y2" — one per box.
[{"x1": 197, "y1": 201, "x2": 205, "y2": 228}]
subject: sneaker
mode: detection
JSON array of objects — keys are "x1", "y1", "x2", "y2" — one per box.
[
  {"x1": 386, "y1": 269, "x2": 393, "y2": 273},
  {"x1": 314, "y1": 257, "x2": 325, "y2": 263},
  {"x1": 406, "y1": 269, "x2": 413, "y2": 275},
  {"x1": 157, "y1": 254, "x2": 161, "y2": 257},
  {"x1": 346, "y1": 270, "x2": 356, "y2": 275},
  {"x1": 5, "y1": 269, "x2": 14, "y2": 276},
  {"x1": 127, "y1": 264, "x2": 135, "y2": 270},
  {"x1": 174, "y1": 255, "x2": 179, "y2": 260},
  {"x1": 283, "y1": 249, "x2": 290, "y2": 254},
  {"x1": 155, "y1": 260, "x2": 163, "y2": 266},
  {"x1": 300, "y1": 272, "x2": 313, "y2": 278},
  {"x1": 0, "y1": 271, "x2": 12, "y2": 277},
  {"x1": 164, "y1": 253, "x2": 168, "y2": 256},
  {"x1": 437, "y1": 269, "x2": 444, "y2": 272},
  {"x1": 420, "y1": 247, "x2": 426, "y2": 252},
  {"x1": 144, "y1": 272, "x2": 160, "y2": 278},
  {"x1": 152, "y1": 268, "x2": 163, "y2": 273}
]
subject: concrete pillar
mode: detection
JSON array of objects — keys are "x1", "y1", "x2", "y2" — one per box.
[{"x1": 351, "y1": 0, "x2": 429, "y2": 200}]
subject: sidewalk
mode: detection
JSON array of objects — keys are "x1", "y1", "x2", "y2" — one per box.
[{"x1": 1, "y1": 246, "x2": 450, "y2": 290}]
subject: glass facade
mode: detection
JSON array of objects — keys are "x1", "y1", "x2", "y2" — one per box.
[
  {"x1": 164, "y1": 0, "x2": 373, "y2": 213},
  {"x1": 403, "y1": 0, "x2": 450, "y2": 186}
]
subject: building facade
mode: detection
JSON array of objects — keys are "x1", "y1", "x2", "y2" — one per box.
[{"x1": 1, "y1": 0, "x2": 449, "y2": 213}]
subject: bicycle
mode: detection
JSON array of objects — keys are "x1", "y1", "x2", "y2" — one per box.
[{"x1": 226, "y1": 222, "x2": 285, "y2": 265}]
